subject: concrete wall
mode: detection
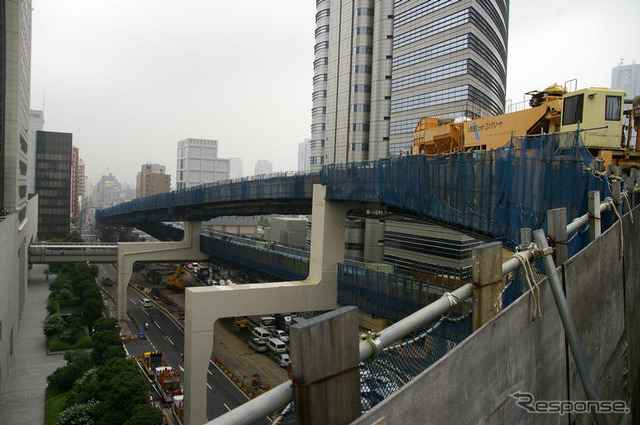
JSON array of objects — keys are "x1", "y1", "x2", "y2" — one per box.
[{"x1": 352, "y1": 206, "x2": 639, "y2": 425}]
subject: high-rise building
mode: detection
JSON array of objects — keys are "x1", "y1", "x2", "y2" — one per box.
[
  {"x1": 96, "y1": 173, "x2": 121, "y2": 209},
  {"x1": 254, "y1": 160, "x2": 273, "y2": 176},
  {"x1": 77, "y1": 159, "x2": 86, "y2": 202},
  {"x1": 229, "y1": 157, "x2": 243, "y2": 180},
  {"x1": 0, "y1": 0, "x2": 37, "y2": 399},
  {"x1": 298, "y1": 139, "x2": 310, "y2": 173},
  {"x1": 310, "y1": 0, "x2": 509, "y2": 171},
  {"x1": 176, "y1": 138, "x2": 230, "y2": 190},
  {"x1": 36, "y1": 131, "x2": 73, "y2": 239},
  {"x1": 71, "y1": 147, "x2": 80, "y2": 219},
  {"x1": 136, "y1": 163, "x2": 171, "y2": 198},
  {"x1": 611, "y1": 62, "x2": 640, "y2": 99},
  {"x1": 28, "y1": 110, "x2": 44, "y2": 194}
]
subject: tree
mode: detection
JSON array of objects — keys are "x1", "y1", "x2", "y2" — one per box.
[
  {"x1": 81, "y1": 298, "x2": 104, "y2": 326},
  {"x1": 123, "y1": 404, "x2": 163, "y2": 425},
  {"x1": 67, "y1": 367, "x2": 99, "y2": 406},
  {"x1": 47, "y1": 351, "x2": 94, "y2": 394},
  {"x1": 43, "y1": 314, "x2": 65, "y2": 337},
  {"x1": 95, "y1": 358, "x2": 149, "y2": 425},
  {"x1": 56, "y1": 400, "x2": 98, "y2": 425},
  {"x1": 91, "y1": 330, "x2": 122, "y2": 366},
  {"x1": 93, "y1": 317, "x2": 120, "y2": 334},
  {"x1": 258, "y1": 215, "x2": 270, "y2": 228}
]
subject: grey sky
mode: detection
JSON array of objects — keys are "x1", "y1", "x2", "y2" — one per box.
[{"x1": 30, "y1": 0, "x2": 639, "y2": 188}]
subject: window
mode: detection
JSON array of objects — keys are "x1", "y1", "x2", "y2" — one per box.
[
  {"x1": 311, "y1": 123, "x2": 326, "y2": 132},
  {"x1": 562, "y1": 94, "x2": 584, "y2": 126},
  {"x1": 312, "y1": 106, "x2": 326, "y2": 116},
  {"x1": 353, "y1": 84, "x2": 371, "y2": 93},
  {"x1": 313, "y1": 57, "x2": 328, "y2": 69},
  {"x1": 356, "y1": 8, "x2": 374, "y2": 16},
  {"x1": 351, "y1": 124, "x2": 370, "y2": 132},
  {"x1": 605, "y1": 95, "x2": 621, "y2": 121},
  {"x1": 312, "y1": 90, "x2": 327, "y2": 100},
  {"x1": 353, "y1": 65, "x2": 372, "y2": 74},
  {"x1": 311, "y1": 156, "x2": 324, "y2": 165},
  {"x1": 354, "y1": 46, "x2": 373, "y2": 54},
  {"x1": 313, "y1": 74, "x2": 327, "y2": 84},
  {"x1": 349, "y1": 143, "x2": 369, "y2": 151},
  {"x1": 314, "y1": 41, "x2": 329, "y2": 53},
  {"x1": 316, "y1": 9, "x2": 330, "y2": 21},
  {"x1": 352, "y1": 104, "x2": 371, "y2": 112},
  {"x1": 310, "y1": 139, "x2": 325, "y2": 149},
  {"x1": 315, "y1": 25, "x2": 330, "y2": 37},
  {"x1": 354, "y1": 27, "x2": 373, "y2": 35}
]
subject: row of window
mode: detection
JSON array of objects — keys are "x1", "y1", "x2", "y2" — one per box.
[
  {"x1": 468, "y1": 8, "x2": 506, "y2": 61},
  {"x1": 353, "y1": 84, "x2": 371, "y2": 93},
  {"x1": 310, "y1": 139, "x2": 325, "y2": 149},
  {"x1": 312, "y1": 90, "x2": 327, "y2": 100},
  {"x1": 35, "y1": 171, "x2": 71, "y2": 180},
  {"x1": 389, "y1": 141, "x2": 413, "y2": 156},
  {"x1": 314, "y1": 57, "x2": 328, "y2": 69},
  {"x1": 355, "y1": 27, "x2": 373, "y2": 35},
  {"x1": 390, "y1": 118, "x2": 421, "y2": 136},
  {"x1": 354, "y1": 46, "x2": 373, "y2": 54},
  {"x1": 392, "y1": 59, "x2": 468, "y2": 92},
  {"x1": 562, "y1": 94, "x2": 622, "y2": 126},
  {"x1": 394, "y1": 0, "x2": 460, "y2": 28},
  {"x1": 393, "y1": 8, "x2": 470, "y2": 49},
  {"x1": 315, "y1": 25, "x2": 329, "y2": 37},
  {"x1": 350, "y1": 143, "x2": 369, "y2": 151},
  {"x1": 353, "y1": 104, "x2": 371, "y2": 112},
  {"x1": 312, "y1": 106, "x2": 326, "y2": 116},
  {"x1": 313, "y1": 73, "x2": 327, "y2": 84},
  {"x1": 351, "y1": 124, "x2": 370, "y2": 132},
  {"x1": 353, "y1": 65, "x2": 372, "y2": 74},
  {"x1": 477, "y1": 0, "x2": 508, "y2": 42},
  {"x1": 311, "y1": 156, "x2": 324, "y2": 165},
  {"x1": 356, "y1": 8, "x2": 374, "y2": 16},
  {"x1": 316, "y1": 9, "x2": 330, "y2": 21},
  {"x1": 391, "y1": 84, "x2": 472, "y2": 113},
  {"x1": 314, "y1": 41, "x2": 329, "y2": 53},
  {"x1": 311, "y1": 123, "x2": 326, "y2": 132}
]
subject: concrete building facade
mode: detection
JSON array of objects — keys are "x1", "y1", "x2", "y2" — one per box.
[
  {"x1": 298, "y1": 139, "x2": 310, "y2": 173},
  {"x1": 28, "y1": 110, "x2": 44, "y2": 194},
  {"x1": 254, "y1": 159, "x2": 273, "y2": 176},
  {"x1": 611, "y1": 62, "x2": 640, "y2": 99},
  {"x1": 310, "y1": 0, "x2": 508, "y2": 170},
  {"x1": 0, "y1": 0, "x2": 38, "y2": 399},
  {"x1": 95, "y1": 173, "x2": 120, "y2": 209},
  {"x1": 136, "y1": 163, "x2": 171, "y2": 198},
  {"x1": 176, "y1": 138, "x2": 230, "y2": 190},
  {"x1": 229, "y1": 157, "x2": 243, "y2": 180},
  {"x1": 71, "y1": 146, "x2": 80, "y2": 219},
  {"x1": 35, "y1": 131, "x2": 72, "y2": 239}
]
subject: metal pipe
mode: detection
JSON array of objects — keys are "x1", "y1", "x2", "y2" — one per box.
[
  {"x1": 207, "y1": 283, "x2": 474, "y2": 425},
  {"x1": 532, "y1": 229, "x2": 606, "y2": 425},
  {"x1": 566, "y1": 199, "x2": 611, "y2": 235}
]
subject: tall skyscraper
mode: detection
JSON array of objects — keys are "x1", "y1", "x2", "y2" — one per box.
[
  {"x1": 0, "y1": 0, "x2": 36, "y2": 399},
  {"x1": 28, "y1": 110, "x2": 44, "y2": 194},
  {"x1": 310, "y1": 0, "x2": 508, "y2": 171},
  {"x1": 36, "y1": 131, "x2": 73, "y2": 239},
  {"x1": 254, "y1": 159, "x2": 273, "y2": 176},
  {"x1": 298, "y1": 139, "x2": 310, "y2": 173},
  {"x1": 136, "y1": 163, "x2": 171, "y2": 198},
  {"x1": 229, "y1": 157, "x2": 243, "y2": 179},
  {"x1": 96, "y1": 172, "x2": 121, "y2": 209},
  {"x1": 176, "y1": 138, "x2": 230, "y2": 190},
  {"x1": 611, "y1": 62, "x2": 640, "y2": 99},
  {"x1": 71, "y1": 147, "x2": 80, "y2": 219}
]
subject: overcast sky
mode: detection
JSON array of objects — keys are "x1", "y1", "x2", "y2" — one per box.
[{"x1": 30, "y1": 0, "x2": 639, "y2": 188}]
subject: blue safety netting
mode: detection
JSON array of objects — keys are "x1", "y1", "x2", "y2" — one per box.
[{"x1": 321, "y1": 131, "x2": 613, "y2": 256}]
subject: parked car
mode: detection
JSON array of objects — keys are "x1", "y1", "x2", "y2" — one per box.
[
  {"x1": 102, "y1": 277, "x2": 113, "y2": 286},
  {"x1": 277, "y1": 353, "x2": 291, "y2": 368},
  {"x1": 271, "y1": 329, "x2": 290, "y2": 343},
  {"x1": 247, "y1": 338, "x2": 267, "y2": 353}
]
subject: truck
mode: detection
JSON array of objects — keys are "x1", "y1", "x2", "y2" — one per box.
[
  {"x1": 413, "y1": 84, "x2": 640, "y2": 176},
  {"x1": 139, "y1": 351, "x2": 163, "y2": 376},
  {"x1": 155, "y1": 366, "x2": 182, "y2": 405}
]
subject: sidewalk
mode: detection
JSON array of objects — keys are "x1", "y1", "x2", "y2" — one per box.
[{"x1": 0, "y1": 264, "x2": 66, "y2": 425}]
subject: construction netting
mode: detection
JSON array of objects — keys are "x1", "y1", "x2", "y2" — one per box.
[{"x1": 321, "y1": 131, "x2": 613, "y2": 256}]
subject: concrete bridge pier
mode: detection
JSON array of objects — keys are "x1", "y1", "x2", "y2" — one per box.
[
  {"x1": 184, "y1": 184, "x2": 360, "y2": 425},
  {"x1": 116, "y1": 221, "x2": 208, "y2": 321}
]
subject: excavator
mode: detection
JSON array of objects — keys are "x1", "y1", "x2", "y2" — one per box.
[{"x1": 165, "y1": 266, "x2": 186, "y2": 292}]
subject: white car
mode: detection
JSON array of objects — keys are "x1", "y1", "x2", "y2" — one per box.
[
  {"x1": 277, "y1": 353, "x2": 291, "y2": 368},
  {"x1": 272, "y1": 329, "x2": 290, "y2": 343}
]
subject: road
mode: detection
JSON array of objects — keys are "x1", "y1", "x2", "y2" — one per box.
[{"x1": 97, "y1": 265, "x2": 269, "y2": 423}]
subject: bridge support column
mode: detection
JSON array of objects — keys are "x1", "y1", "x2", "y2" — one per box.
[
  {"x1": 184, "y1": 184, "x2": 359, "y2": 425},
  {"x1": 116, "y1": 221, "x2": 208, "y2": 321}
]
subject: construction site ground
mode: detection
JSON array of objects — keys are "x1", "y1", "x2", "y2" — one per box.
[{"x1": 129, "y1": 271, "x2": 289, "y2": 392}]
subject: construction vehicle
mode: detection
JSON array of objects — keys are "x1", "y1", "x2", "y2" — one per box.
[
  {"x1": 413, "y1": 84, "x2": 640, "y2": 174},
  {"x1": 142, "y1": 264, "x2": 175, "y2": 285},
  {"x1": 155, "y1": 366, "x2": 182, "y2": 405},
  {"x1": 233, "y1": 317, "x2": 249, "y2": 331},
  {"x1": 165, "y1": 267, "x2": 186, "y2": 292},
  {"x1": 139, "y1": 351, "x2": 164, "y2": 376}
]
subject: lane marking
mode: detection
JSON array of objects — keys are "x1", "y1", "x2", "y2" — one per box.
[
  {"x1": 207, "y1": 370, "x2": 212, "y2": 375},
  {"x1": 179, "y1": 365, "x2": 184, "y2": 372},
  {"x1": 207, "y1": 383, "x2": 212, "y2": 390},
  {"x1": 223, "y1": 403, "x2": 230, "y2": 411},
  {"x1": 129, "y1": 298, "x2": 136, "y2": 303},
  {"x1": 168, "y1": 338, "x2": 175, "y2": 346},
  {"x1": 143, "y1": 310, "x2": 150, "y2": 316},
  {"x1": 154, "y1": 321, "x2": 161, "y2": 329}
]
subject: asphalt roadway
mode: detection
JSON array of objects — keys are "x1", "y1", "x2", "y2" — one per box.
[{"x1": 99, "y1": 265, "x2": 285, "y2": 423}]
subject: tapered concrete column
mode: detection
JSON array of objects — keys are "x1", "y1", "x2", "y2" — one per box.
[
  {"x1": 116, "y1": 221, "x2": 208, "y2": 320},
  {"x1": 183, "y1": 185, "x2": 359, "y2": 425}
]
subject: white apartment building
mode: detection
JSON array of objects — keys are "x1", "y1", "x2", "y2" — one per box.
[
  {"x1": 254, "y1": 159, "x2": 273, "y2": 176},
  {"x1": 176, "y1": 138, "x2": 230, "y2": 190},
  {"x1": 298, "y1": 139, "x2": 310, "y2": 173}
]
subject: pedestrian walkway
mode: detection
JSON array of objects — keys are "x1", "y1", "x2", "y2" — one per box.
[{"x1": 0, "y1": 264, "x2": 66, "y2": 425}]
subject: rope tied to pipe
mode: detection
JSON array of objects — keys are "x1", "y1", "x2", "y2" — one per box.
[{"x1": 511, "y1": 248, "x2": 543, "y2": 321}]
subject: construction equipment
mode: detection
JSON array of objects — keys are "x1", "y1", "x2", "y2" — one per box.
[
  {"x1": 165, "y1": 267, "x2": 186, "y2": 292},
  {"x1": 155, "y1": 366, "x2": 182, "y2": 405},
  {"x1": 139, "y1": 351, "x2": 163, "y2": 376},
  {"x1": 413, "y1": 84, "x2": 640, "y2": 173}
]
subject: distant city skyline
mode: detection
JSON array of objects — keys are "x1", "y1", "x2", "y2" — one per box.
[{"x1": 29, "y1": 1, "x2": 640, "y2": 187}]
